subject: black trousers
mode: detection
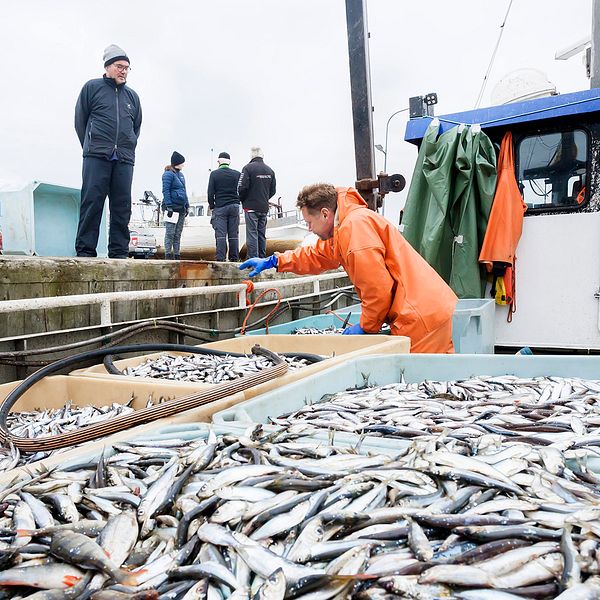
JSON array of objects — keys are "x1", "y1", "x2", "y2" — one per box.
[{"x1": 76, "y1": 157, "x2": 134, "y2": 258}]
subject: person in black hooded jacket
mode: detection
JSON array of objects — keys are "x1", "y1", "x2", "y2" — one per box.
[
  {"x1": 74, "y1": 44, "x2": 142, "y2": 258},
  {"x1": 237, "y1": 147, "x2": 276, "y2": 258},
  {"x1": 207, "y1": 152, "x2": 241, "y2": 261}
]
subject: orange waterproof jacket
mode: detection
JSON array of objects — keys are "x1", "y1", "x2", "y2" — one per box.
[
  {"x1": 277, "y1": 188, "x2": 458, "y2": 345},
  {"x1": 479, "y1": 132, "x2": 527, "y2": 268}
]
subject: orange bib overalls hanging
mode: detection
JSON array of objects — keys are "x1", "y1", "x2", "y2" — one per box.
[{"x1": 479, "y1": 132, "x2": 527, "y2": 320}]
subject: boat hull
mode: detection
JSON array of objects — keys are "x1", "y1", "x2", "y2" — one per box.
[{"x1": 147, "y1": 217, "x2": 308, "y2": 260}]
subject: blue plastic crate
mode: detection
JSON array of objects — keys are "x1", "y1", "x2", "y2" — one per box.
[
  {"x1": 245, "y1": 298, "x2": 495, "y2": 352},
  {"x1": 243, "y1": 313, "x2": 361, "y2": 335},
  {"x1": 336, "y1": 298, "x2": 495, "y2": 354},
  {"x1": 451, "y1": 299, "x2": 495, "y2": 354},
  {"x1": 213, "y1": 353, "x2": 600, "y2": 428}
]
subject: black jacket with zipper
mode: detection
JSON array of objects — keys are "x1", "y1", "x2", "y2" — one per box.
[
  {"x1": 75, "y1": 75, "x2": 142, "y2": 165},
  {"x1": 207, "y1": 166, "x2": 241, "y2": 209},
  {"x1": 237, "y1": 157, "x2": 276, "y2": 212}
]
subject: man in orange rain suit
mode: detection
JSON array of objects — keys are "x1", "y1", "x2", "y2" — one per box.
[{"x1": 240, "y1": 183, "x2": 457, "y2": 353}]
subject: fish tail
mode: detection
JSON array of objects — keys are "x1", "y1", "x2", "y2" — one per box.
[
  {"x1": 115, "y1": 568, "x2": 142, "y2": 586},
  {"x1": 63, "y1": 575, "x2": 83, "y2": 587}
]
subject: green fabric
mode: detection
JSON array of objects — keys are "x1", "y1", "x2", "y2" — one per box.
[{"x1": 402, "y1": 120, "x2": 497, "y2": 298}]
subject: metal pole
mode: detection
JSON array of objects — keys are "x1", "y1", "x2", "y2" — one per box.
[
  {"x1": 345, "y1": 0, "x2": 377, "y2": 209},
  {"x1": 592, "y1": 0, "x2": 600, "y2": 88},
  {"x1": 383, "y1": 108, "x2": 409, "y2": 174}
]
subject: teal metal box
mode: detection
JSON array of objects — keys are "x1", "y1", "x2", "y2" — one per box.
[{"x1": 212, "y1": 353, "x2": 600, "y2": 427}]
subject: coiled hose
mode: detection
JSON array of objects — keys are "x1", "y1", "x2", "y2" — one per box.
[{"x1": 0, "y1": 343, "x2": 290, "y2": 452}]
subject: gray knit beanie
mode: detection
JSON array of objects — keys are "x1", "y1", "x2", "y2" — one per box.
[{"x1": 103, "y1": 44, "x2": 129, "y2": 67}]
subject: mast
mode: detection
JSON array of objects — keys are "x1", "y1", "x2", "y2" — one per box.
[
  {"x1": 592, "y1": 0, "x2": 600, "y2": 88},
  {"x1": 345, "y1": 0, "x2": 377, "y2": 210}
]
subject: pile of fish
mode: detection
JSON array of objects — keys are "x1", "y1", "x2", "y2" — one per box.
[
  {"x1": 1, "y1": 400, "x2": 157, "y2": 472},
  {"x1": 0, "y1": 425, "x2": 599, "y2": 599},
  {"x1": 123, "y1": 353, "x2": 314, "y2": 383},
  {"x1": 273, "y1": 375, "x2": 600, "y2": 451},
  {"x1": 292, "y1": 327, "x2": 345, "y2": 335},
  {"x1": 291, "y1": 324, "x2": 390, "y2": 335}
]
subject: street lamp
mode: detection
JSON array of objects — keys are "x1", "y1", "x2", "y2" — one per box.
[{"x1": 379, "y1": 108, "x2": 409, "y2": 173}]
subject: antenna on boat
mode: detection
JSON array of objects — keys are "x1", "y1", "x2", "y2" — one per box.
[{"x1": 555, "y1": 0, "x2": 599, "y2": 88}]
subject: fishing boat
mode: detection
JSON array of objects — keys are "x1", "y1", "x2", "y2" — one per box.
[{"x1": 134, "y1": 194, "x2": 309, "y2": 260}]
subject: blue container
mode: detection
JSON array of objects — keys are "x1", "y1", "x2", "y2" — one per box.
[
  {"x1": 245, "y1": 298, "x2": 495, "y2": 352},
  {"x1": 244, "y1": 313, "x2": 361, "y2": 335},
  {"x1": 337, "y1": 298, "x2": 495, "y2": 354},
  {"x1": 451, "y1": 299, "x2": 495, "y2": 354},
  {"x1": 213, "y1": 353, "x2": 600, "y2": 428},
  {"x1": 0, "y1": 181, "x2": 108, "y2": 257}
]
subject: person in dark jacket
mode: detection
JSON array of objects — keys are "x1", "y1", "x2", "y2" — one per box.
[
  {"x1": 162, "y1": 151, "x2": 189, "y2": 260},
  {"x1": 237, "y1": 147, "x2": 276, "y2": 258},
  {"x1": 207, "y1": 152, "x2": 241, "y2": 261},
  {"x1": 74, "y1": 44, "x2": 142, "y2": 258}
]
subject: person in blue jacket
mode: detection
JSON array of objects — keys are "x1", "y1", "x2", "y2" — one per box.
[
  {"x1": 162, "y1": 151, "x2": 189, "y2": 260},
  {"x1": 74, "y1": 44, "x2": 142, "y2": 258}
]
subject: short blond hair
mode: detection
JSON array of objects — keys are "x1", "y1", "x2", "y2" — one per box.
[{"x1": 296, "y1": 183, "x2": 337, "y2": 213}]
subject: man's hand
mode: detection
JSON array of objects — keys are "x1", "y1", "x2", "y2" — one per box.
[
  {"x1": 167, "y1": 210, "x2": 173, "y2": 218},
  {"x1": 239, "y1": 255, "x2": 278, "y2": 277},
  {"x1": 342, "y1": 323, "x2": 365, "y2": 335}
]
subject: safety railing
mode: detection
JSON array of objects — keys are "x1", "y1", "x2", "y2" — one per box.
[{"x1": 0, "y1": 272, "x2": 349, "y2": 327}]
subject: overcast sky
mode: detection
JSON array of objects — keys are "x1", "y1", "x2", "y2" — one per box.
[{"x1": 0, "y1": 1, "x2": 592, "y2": 224}]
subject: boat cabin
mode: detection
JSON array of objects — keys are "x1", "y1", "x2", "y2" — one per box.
[{"x1": 405, "y1": 88, "x2": 600, "y2": 351}]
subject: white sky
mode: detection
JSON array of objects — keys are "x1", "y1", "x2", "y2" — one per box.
[{"x1": 0, "y1": 1, "x2": 592, "y2": 225}]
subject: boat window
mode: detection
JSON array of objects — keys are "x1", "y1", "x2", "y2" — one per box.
[{"x1": 516, "y1": 129, "x2": 588, "y2": 212}]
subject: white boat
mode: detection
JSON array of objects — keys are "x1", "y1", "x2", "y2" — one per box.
[{"x1": 134, "y1": 197, "x2": 308, "y2": 260}]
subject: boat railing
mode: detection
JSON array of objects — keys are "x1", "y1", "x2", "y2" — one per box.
[{"x1": 0, "y1": 272, "x2": 348, "y2": 327}]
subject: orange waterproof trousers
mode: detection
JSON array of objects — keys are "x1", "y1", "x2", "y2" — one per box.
[{"x1": 409, "y1": 318, "x2": 454, "y2": 354}]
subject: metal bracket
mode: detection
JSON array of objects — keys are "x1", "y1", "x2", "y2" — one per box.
[{"x1": 355, "y1": 173, "x2": 406, "y2": 208}]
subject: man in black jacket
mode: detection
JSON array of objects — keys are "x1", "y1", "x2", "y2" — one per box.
[
  {"x1": 74, "y1": 44, "x2": 142, "y2": 258},
  {"x1": 207, "y1": 152, "x2": 241, "y2": 261},
  {"x1": 237, "y1": 147, "x2": 276, "y2": 258}
]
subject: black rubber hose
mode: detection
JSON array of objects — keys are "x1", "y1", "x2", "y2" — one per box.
[{"x1": 0, "y1": 343, "x2": 297, "y2": 436}]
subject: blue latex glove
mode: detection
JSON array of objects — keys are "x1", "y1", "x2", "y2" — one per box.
[
  {"x1": 239, "y1": 254, "x2": 278, "y2": 277},
  {"x1": 343, "y1": 323, "x2": 365, "y2": 335}
]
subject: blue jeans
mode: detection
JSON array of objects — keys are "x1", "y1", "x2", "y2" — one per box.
[
  {"x1": 164, "y1": 211, "x2": 186, "y2": 259},
  {"x1": 245, "y1": 211, "x2": 267, "y2": 258},
  {"x1": 211, "y1": 203, "x2": 240, "y2": 261}
]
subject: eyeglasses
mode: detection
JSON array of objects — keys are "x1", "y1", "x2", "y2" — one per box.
[{"x1": 112, "y1": 64, "x2": 131, "y2": 72}]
